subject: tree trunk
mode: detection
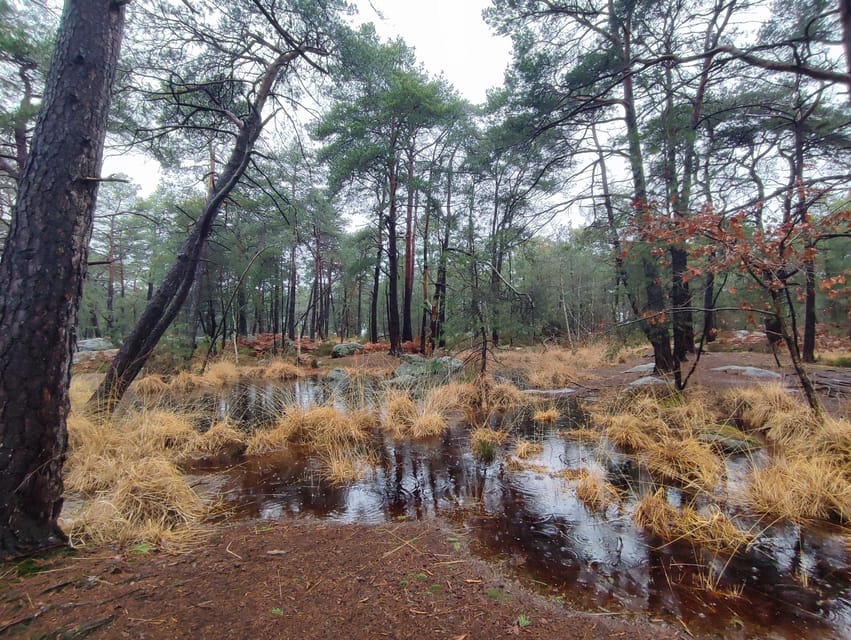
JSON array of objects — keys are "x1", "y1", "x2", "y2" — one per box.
[
  {"x1": 287, "y1": 244, "x2": 297, "y2": 341},
  {"x1": 0, "y1": 0, "x2": 126, "y2": 558},
  {"x1": 90, "y1": 50, "x2": 298, "y2": 414},
  {"x1": 803, "y1": 245, "x2": 816, "y2": 362},
  {"x1": 402, "y1": 147, "x2": 415, "y2": 342},
  {"x1": 386, "y1": 122, "x2": 402, "y2": 356},
  {"x1": 370, "y1": 213, "x2": 382, "y2": 344}
]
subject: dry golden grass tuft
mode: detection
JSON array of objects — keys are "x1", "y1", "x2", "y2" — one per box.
[
  {"x1": 555, "y1": 467, "x2": 590, "y2": 482},
  {"x1": 245, "y1": 423, "x2": 293, "y2": 456},
  {"x1": 813, "y1": 417, "x2": 851, "y2": 469},
  {"x1": 498, "y1": 345, "x2": 605, "y2": 388},
  {"x1": 659, "y1": 393, "x2": 716, "y2": 432},
  {"x1": 439, "y1": 381, "x2": 483, "y2": 411},
  {"x1": 203, "y1": 360, "x2": 241, "y2": 387},
  {"x1": 746, "y1": 456, "x2": 851, "y2": 524},
  {"x1": 65, "y1": 457, "x2": 208, "y2": 551},
  {"x1": 303, "y1": 405, "x2": 370, "y2": 449},
  {"x1": 632, "y1": 490, "x2": 677, "y2": 539},
  {"x1": 533, "y1": 407, "x2": 560, "y2": 424},
  {"x1": 724, "y1": 384, "x2": 815, "y2": 436},
  {"x1": 646, "y1": 435, "x2": 721, "y2": 490},
  {"x1": 575, "y1": 469, "x2": 620, "y2": 512},
  {"x1": 487, "y1": 380, "x2": 526, "y2": 412},
  {"x1": 187, "y1": 421, "x2": 246, "y2": 456},
  {"x1": 514, "y1": 439, "x2": 544, "y2": 459},
  {"x1": 470, "y1": 427, "x2": 507, "y2": 461},
  {"x1": 505, "y1": 458, "x2": 549, "y2": 473},
  {"x1": 129, "y1": 409, "x2": 199, "y2": 458},
  {"x1": 411, "y1": 412, "x2": 448, "y2": 439},
  {"x1": 633, "y1": 490, "x2": 753, "y2": 554},
  {"x1": 602, "y1": 414, "x2": 662, "y2": 452},
  {"x1": 383, "y1": 389, "x2": 418, "y2": 436},
  {"x1": 318, "y1": 445, "x2": 376, "y2": 486},
  {"x1": 132, "y1": 374, "x2": 171, "y2": 398},
  {"x1": 560, "y1": 427, "x2": 602, "y2": 443}
]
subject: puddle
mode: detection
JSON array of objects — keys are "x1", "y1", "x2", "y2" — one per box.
[{"x1": 184, "y1": 380, "x2": 850, "y2": 639}]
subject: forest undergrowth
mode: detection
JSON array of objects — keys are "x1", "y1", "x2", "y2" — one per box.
[{"x1": 63, "y1": 343, "x2": 851, "y2": 589}]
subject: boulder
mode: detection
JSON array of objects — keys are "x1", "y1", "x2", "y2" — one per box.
[
  {"x1": 389, "y1": 354, "x2": 463, "y2": 385},
  {"x1": 77, "y1": 337, "x2": 114, "y2": 351},
  {"x1": 709, "y1": 365, "x2": 781, "y2": 379},
  {"x1": 331, "y1": 342, "x2": 364, "y2": 358}
]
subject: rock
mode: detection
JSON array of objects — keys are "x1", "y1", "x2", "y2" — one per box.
[
  {"x1": 77, "y1": 337, "x2": 114, "y2": 351},
  {"x1": 389, "y1": 354, "x2": 463, "y2": 385},
  {"x1": 325, "y1": 368, "x2": 350, "y2": 383},
  {"x1": 627, "y1": 375, "x2": 666, "y2": 388},
  {"x1": 696, "y1": 424, "x2": 762, "y2": 454},
  {"x1": 624, "y1": 363, "x2": 655, "y2": 374},
  {"x1": 709, "y1": 366, "x2": 781, "y2": 379},
  {"x1": 523, "y1": 388, "x2": 576, "y2": 398},
  {"x1": 73, "y1": 348, "x2": 119, "y2": 365},
  {"x1": 331, "y1": 342, "x2": 364, "y2": 358}
]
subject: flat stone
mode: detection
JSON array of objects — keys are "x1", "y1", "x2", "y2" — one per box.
[
  {"x1": 624, "y1": 363, "x2": 655, "y2": 374},
  {"x1": 627, "y1": 375, "x2": 665, "y2": 388},
  {"x1": 522, "y1": 388, "x2": 576, "y2": 397},
  {"x1": 77, "y1": 337, "x2": 115, "y2": 351},
  {"x1": 709, "y1": 366, "x2": 781, "y2": 379}
]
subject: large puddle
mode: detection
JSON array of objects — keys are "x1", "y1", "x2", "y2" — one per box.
[{"x1": 182, "y1": 380, "x2": 850, "y2": 639}]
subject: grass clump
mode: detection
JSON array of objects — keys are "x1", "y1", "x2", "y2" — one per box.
[
  {"x1": 575, "y1": 469, "x2": 620, "y2": 512},
  {"x1": 65, "y1": 457, "x2": 208, "y2": 551},
  {"x1": 132, "y1": 374, "x2": 170, "y2": 398},
  {"x1": 746, "y1": 456, "x2": 851, "y2": 524},
  {"x1": 514, "y1": 439, "x2": 543, "y2": 459},
  {"x1": 602, "y1": 414, "x2": 660, "y2": 452},
  {"x1": 532, "y1": 407, "x2": 559, "y2": 424},
  {"x1": 646, "y1": 435, "x2": 721, "y2": 490},
  {"x1": 724, "y1": 384, "x2": 816, "y2": 440},
  {"x1": 471, "y1": 428, "x2": 507, "y2": 462},
  {"x1": 261, "y1": 359, "x2": 302, "y2": 381},
  {"x1": 383, "y1": 389, "x2": 418, "y2": 436},
  {"x1": 633, "y1": 490, "x2": 754, "y2": 554},
  {"x1": 187, "y1": 421, "x2": 247, "y2": 456},
  {"x1": 560, "y1": 427, "x2": 602, "y2": 443},
  {"x1": 555, "y1": 467, "x2": 590, "y2": 482},
  {"x1": 411, "y1": 412, "x2": 448, "y2": 439},
  {"x1": 203, "y1": 360, "x2": 241, "y2": 387}
]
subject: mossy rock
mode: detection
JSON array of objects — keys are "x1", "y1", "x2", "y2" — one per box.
[{"x1": 696, "y1": 424, "x2": 762, "y2": 454}]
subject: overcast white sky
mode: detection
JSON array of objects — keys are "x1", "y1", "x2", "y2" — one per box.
[
  {"x1": 104, "y1": 1, "x2": 512, "y2": 193},
  {"x1": 354, "y1": 0, "x2": 511, "y2": 103}
]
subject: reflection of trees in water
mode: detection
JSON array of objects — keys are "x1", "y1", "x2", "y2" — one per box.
[{"x1": 211, "y1": 392, "x2": 849, "y2": 636}]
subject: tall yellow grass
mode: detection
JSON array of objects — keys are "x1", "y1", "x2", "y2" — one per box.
[
  {"x1": 633, "y1": 490, "x2": 754, "y2": 554},
  {"x1": 646, "y1": 435, "x2": 721, "y2": 490},
  {"x1": 746, "y1": 456, "x2": 851, "y2": 524},
  {"x1": 575, "y1": 469, "x2": 620, "y2": 512}
]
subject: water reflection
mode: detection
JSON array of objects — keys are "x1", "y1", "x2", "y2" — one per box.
[{"x1": 190, "y1": 380, "x2": 850, "y2": 639}]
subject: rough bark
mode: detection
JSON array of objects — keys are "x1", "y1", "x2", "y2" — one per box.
[
  {"x1": 386, "y1": 120, "x2": 402, "y2": 355},
  {"x1": 0, "y1": 0, "x2": 126, "y2": 558},
  {"x1": 402, "y1": 148, "x2": 415, "y2": 343}
]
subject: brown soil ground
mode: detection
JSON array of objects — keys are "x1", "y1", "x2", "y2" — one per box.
[
  {"x1": 1, "y1": 520, "x2": 684, "y2": 640},
  {"x1": 2, "y1": 338, "x2": 849, "y2": 640}
]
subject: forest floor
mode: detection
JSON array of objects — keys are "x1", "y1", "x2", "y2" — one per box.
[{"x1": 1, "y1": 336, "x2": 849, "y2": 640}]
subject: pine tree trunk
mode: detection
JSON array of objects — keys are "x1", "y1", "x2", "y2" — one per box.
[{"x1": 0, "y1": 0, "x2": 126, "y2": 558}]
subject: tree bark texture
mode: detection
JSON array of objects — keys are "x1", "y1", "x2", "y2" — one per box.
[{"x1": 0, "y1": 0, "x2": 126, "y2": 558}]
